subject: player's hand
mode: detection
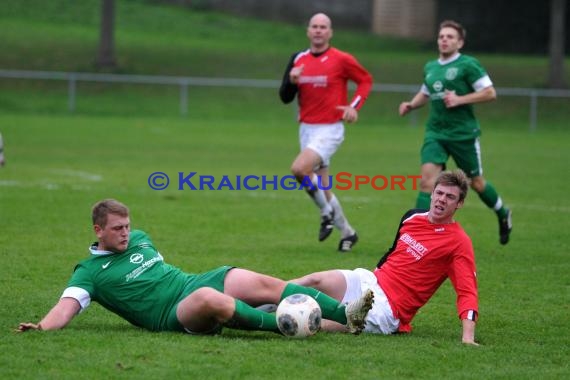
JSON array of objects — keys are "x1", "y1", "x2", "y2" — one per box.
[
  {"x1": 16, "y1": 322, "x2": 41, "y2": 332},
  {"x1": 443, "y1": 90, "x2": 462, "y2": 108},
  {"x1": 399, "y1": 102, "x2": 413, "y2": 116},
  {"x1": 289, "y1": 64, "x2": 305, "y2": 84},
  {"x1": 337, "y1": 106, "x2": 358, "y2": 123}
]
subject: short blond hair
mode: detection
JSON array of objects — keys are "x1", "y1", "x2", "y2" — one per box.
[
  {"x1": 433, "y1": 170, "x2": 469, "y2": 202},
  {"x1": 91, "y1": 199, "x2": 129, "y2": 228},
  {"x1": 439, "y1": 20, "x2": 466, "y2": 41}
]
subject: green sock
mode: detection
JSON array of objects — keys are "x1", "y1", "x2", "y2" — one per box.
[
  {"x1": 416, "y1": 191, "x2": 431, "y2": 209},
  {"x1": 226, "y1": 299, "x2": 279, "y2": 332},
  {"x1": 281, "y1": 283, "x2": 347, "y2": 325},
  {"x1": 477, "y1": 182, "x2": 508, "y2": 218}
]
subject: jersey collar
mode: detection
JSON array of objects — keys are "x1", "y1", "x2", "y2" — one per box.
[
  {"x1": 310, "y1": 47, "x2": 330, "y2": 57},
  {"x1": 89, "y1": 242, "x2": 117, "y2": 256},
  {"x1": 438, "y1": 52, "x2": 461, "y2": 65}
]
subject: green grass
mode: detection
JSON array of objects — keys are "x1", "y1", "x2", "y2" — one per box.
[
  {"x1": 1, "y1": 113, "x2": 569, "y2": 379},
  {"x1": 1, "y1": 1, "x2": 569, "y2": 379}
]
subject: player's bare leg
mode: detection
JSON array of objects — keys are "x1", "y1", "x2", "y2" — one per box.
[
  {"x1": 291, "y1": 270, "x2": 347, "y2": 301},
  {"x1": 224, "y1": 268, "x2": 286, "y2": 306}
]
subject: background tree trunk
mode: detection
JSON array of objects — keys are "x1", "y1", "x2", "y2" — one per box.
[
  {"x1": 96, "y1": 0, "x2": 117, "y2": 70},
  {"x1": 548, "y1": 0, "x2": 566, "y2": 88}
]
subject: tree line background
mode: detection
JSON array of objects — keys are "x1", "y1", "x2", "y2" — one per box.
[{"x1": 95, "y1": 0, "x2": 567, "y2": 88}]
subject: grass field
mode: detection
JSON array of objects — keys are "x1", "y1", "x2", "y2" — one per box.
[
  {"x1": 1, "y1": 111, "x2": 569, "y2": 379},
  {"x1": 1, "y1": 1, "x2": 569, "y2": 379}
]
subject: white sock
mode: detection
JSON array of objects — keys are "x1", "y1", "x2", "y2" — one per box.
[
  {"x1": 307, "y1": 174, "x2": 332, "y2": 216},
  {"x1": 330, "y1": 194, "x2": 354, "y2": 238}
]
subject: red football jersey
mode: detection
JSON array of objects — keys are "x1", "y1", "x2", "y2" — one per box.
[
  {"x1": 374, "y1": 211, "x2": 478, "y2": 332},
  {"x1": 293, "y1": 47, "x2": 372, "y2": 124}
]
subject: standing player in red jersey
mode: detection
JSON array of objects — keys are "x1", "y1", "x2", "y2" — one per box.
[
  {"x1": 279, "y1": 13, "x2": 373, "y2": 252},
  {"x1": 291, "y1": 170, "x2": 480, "y2": 345}
]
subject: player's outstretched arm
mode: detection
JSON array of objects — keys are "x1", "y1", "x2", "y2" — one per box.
[
  {"x1": 17, "y1": 297, "x2": 81, "y2": 332},
  {"x1": 461, "y1": 319, "x2": 479, "y2": 346}
]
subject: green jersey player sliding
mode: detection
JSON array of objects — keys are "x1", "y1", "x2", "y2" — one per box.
[{"x1": 17, "y1": 199, "x2": 373, "y2": 336}]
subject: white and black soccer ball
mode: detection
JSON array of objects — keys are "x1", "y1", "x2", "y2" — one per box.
[{"x1": 276, "y1": 294, "x2": 322, "y2": 338}]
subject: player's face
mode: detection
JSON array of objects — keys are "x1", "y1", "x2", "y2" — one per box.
[
  {"x1": 438, "y1": 27, "x2": 464, "y2": 58},
  {"x1": 429, "y1": 184, "x2": 463, "y2": 224},
  {"x1": 307, "y1": 14, "x2": 332, "y2": 51},
  {"x1": 94, "y1": 213, "x2": 130, "y2": 253}
]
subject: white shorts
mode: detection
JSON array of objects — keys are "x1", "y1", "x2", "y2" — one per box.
[
  {"x1": 299, "y1": 122, "x2": 345, "y2": 168},
  {"x1": 339, "y1": 268, "x2": 400, "y2": 334}
]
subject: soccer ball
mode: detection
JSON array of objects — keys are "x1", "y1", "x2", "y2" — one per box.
[{"x1": 276, "y1": 294, "x2": 322, "y2": 338}]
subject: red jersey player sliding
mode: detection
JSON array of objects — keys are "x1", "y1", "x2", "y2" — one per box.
[
  {"x1": 292, "y1": 170, "x2": 480, "y2": 345},
  {"x1": 279, "y1": 13, "x2": 373, "y2": 252}
]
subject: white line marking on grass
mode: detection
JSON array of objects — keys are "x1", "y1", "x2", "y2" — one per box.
[
  {"x1": 42, "y1": 182, "x2": 60, "y2": 190},
  {"x1": 0, "y1": 168, "x2": 101, "y2": 190},
  {"x1": 0, "y1": 180, "x2": 21, "y2": 187},
  {"x1": 504, "y1": 203, "x2": 570, "y2": 213},
  {"x1": 49, "y1": 169, "x2": 102, "y2": 181}
]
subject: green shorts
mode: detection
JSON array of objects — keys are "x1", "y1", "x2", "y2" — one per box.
[
  {"x1": 420, "y1": 137, "x2": 483, "y2": 178},
  {"x1": 165, "y1": 265, "x2": 234, "y2": 332}
]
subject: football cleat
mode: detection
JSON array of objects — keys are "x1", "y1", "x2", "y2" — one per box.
[
  {"x1": 345, "y1": 288, "x2": 374, "y2": 335},
  {"x1": 318, "y1": 210, "x2": 335, "y2": 242},
  {"x1": 499, "y1": 209, "x2": 512, "y2": 245},
  {"x1": 338, "y1": 233, "x2": 359, "y2": 252}
]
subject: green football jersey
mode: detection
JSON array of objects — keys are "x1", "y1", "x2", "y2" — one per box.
[
  {"x1": 67, "y1": 230, "x2": 189, "y2": 331},
  {"x1": 422, "y1": 54, "x2": 491, "y2": 140}
]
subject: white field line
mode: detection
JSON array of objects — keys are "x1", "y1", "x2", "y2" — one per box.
[
  {"x1": 48, "y1": 169, "x2": 102, "y2": 181},
  {"x1": 0, "y1": 169, "x2": 102, "y2": 190}
]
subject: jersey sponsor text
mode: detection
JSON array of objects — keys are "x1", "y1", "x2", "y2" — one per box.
[{"x1": 399, "y1": 232, "x2": 428, "y2": 261}]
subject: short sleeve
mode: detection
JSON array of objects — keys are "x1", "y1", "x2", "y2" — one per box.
[
  {"x1": 61, "y1": 286, "x2": 91, "y2": 311},
  {"x1": 465, "y1": 57, "x2": 491, "y2": 90}
]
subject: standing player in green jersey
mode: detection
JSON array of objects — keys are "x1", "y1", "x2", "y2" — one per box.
[
  {"x1": 17, "y1": 199, "x2": 373, "y2": 335},
  {"x1": 399, "y1": 20, "x2": 512, "y2": 245}
]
